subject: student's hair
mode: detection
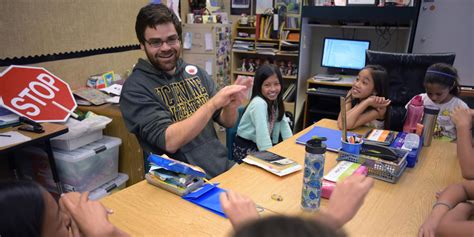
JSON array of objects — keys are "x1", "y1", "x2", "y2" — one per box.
[
  {"x1": 424, "y1": 63, "x2": 460, "y2": 96},
  {"x1": 249, "y1": 64, "x2": 285, "y2": 121},
  {"x1": 135, "y1": 3, "x2": 182, "y2": 44},
  {"x1": 351, "y1": 65, "x2": 390, "y2": 129},
  {"x1": 233, "y1": 215, "x2": 346, "y2": 237},
  {"x1": 0, "y1": 180, "x2": 45, "y2": 237}
]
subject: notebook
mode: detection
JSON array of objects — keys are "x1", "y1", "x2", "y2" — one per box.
[{"x1": 296, "y1": 126, "x2": 356, "y2": 152}]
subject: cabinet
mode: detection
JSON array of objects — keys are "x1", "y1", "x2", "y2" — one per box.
[
  {"x1": 295, "y1": 3, "x2": 420, "y2": 131},
  {"x1": 303, "y1": 78, "x2": 352, "y2": 128},
  {"x1": 182, "y1": 23, "x2": 232, "y2": 90}
]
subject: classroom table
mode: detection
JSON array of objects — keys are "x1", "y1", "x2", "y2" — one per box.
[
  {"x1": 100, "y1": 119, "x2": 462, "y2": 236},
  {"x1": 0, "y1": 123, "x2": 69, "y2": 193}
]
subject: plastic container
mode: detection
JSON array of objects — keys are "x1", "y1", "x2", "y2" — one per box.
[
  {"x1": 51, "y1": 129, "x2": 103, "y2": 151},
  {"x1": 403, "y1": 95, "x2": 424, "y2": 133},
  {"x1": 50, "y1": 115, "x2": 112, "y2": 151},
  {"x1": 301, "y1": 137, "x2": 326, "y2": 211},
  {"x1": 89, "y1": 173, "x2": 129, "y2": 200},
  {"x1": 17, "y1": 136, "x2": 121, "y2": 193},
  {"x1": 341, "y1": 139, "x2": 363, "y2": 155}
]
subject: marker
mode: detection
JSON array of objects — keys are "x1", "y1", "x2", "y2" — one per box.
[{"x1": 0, "y1": 134, "x2": 11, "y2": 137}]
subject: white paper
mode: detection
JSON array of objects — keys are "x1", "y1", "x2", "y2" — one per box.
[
  {"x1": 106, "y1": 96, "x2": 120, "y2": 104},
  {"x1": 205, "y1": 59, "x2": 213, "y2": 75},
  {"x1": 0, "y1": 131, "x2": 31, "y2": 148},
  {"x1": 204, "y1": 33, "x2": 213, "y2": 51},
  {"x1": 99, "y1": 84, "x2": 122, "y2": 96},
  {"x1": 183, "y1": 32, "x2": 192, "y2": 49},
  {"x1": 167, "y1": 0, "x2": 181, "y2": 22},
  {"x1": 256, "y1": 0, "x2": 273, "y2": 14}
]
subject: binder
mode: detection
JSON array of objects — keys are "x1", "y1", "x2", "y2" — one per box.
[{"x1": 296, "y1": 126, "x2": 356, "y2": 152}]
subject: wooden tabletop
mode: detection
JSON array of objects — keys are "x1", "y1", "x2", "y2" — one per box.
[{"x1": 100, "y1": 119, "x2": 462, "y2": 236}]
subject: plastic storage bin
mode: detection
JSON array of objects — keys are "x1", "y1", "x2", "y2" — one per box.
[
  {"x1": 17, "y1": 136, "x2": 121, "y2": 193},
  {"x1": 50, "y1": 115, "x2": 112, "y2": 151},
  {"x1": 89, "y1": 173, "x2": 129, "y2": 200},
  {"x1": 51, "y1": 129, "x2": 103, "y2": 151}
]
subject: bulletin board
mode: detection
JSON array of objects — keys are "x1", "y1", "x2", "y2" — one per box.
[{"x1": 0, "y1": 0, "x2": 149, "y2": 60}]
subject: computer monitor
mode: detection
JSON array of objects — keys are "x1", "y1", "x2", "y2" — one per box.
[{"x1": 321, "y1": 38, "x2": 370, "y2": 73}]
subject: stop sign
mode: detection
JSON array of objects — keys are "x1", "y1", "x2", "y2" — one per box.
[{"x1": 0, "y1": 65, "x2": 77, "y2": 122}]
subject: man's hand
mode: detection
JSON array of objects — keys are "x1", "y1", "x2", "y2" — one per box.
[
  {"x1": 209, "y1": 85, "x2": 248, "y2": 111},
  {"x1": 226, "y1": 76, "x2": 253, "y2": 109},
  {"x1": 450, "y1": 106, "x2": 472, "y2": 130},
  {"x1": 220, "y1": 190, "x2": 260, "y2": 230},
  {"x1": 322, "y1": 175, "x2": 374, "y2": 229}
]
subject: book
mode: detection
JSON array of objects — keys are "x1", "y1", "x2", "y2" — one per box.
[
  {"x1": 296, "y1": 126, "x2": 356, "y2": 152},
  {"x1": 73, "y1": 87, "x2": 111, "y2": 106},
  {"x1": 363, "y1": 129, "x2": 397, "y2": 146},
  {"x1": 243, "y1": 151, "x2": 302, "y2": 176}
]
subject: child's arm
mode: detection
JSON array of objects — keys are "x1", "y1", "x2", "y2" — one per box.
[
  {"x1": 419, "y1": 180, "x2": 474, "y2": 237},
  {"x1": 450, "y1": 107, "x2": 474, "y2": 179},
  {"x1": 436, "y1": 202, "x2": 474, "y2": 237},
  {"x1": 341, "y1": 96, "x2": 389, "y2": 130}
]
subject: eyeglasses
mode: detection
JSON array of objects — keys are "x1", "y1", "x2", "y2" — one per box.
[{"x1": 144, "y1": 35, "x2": 180, "y2": 48}]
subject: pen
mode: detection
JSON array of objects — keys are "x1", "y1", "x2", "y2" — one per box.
[{"x1": 0, "y1": 134, "x2": 11, "y2": 137}]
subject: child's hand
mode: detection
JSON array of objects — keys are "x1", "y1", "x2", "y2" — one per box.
[
  {"x1": 450, "y1": 107, "x2": 472, "y2": 130},
  {"x1": 367, "y1": 96, "x2": 390, "y2": 108},
  {"x1": 220, "y1": 190, "x2": 260, "y2": 230}
]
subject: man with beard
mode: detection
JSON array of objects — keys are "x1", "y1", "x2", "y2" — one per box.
[{"x1": 120, "y1": 4, "x2": 251, "y2": 178}]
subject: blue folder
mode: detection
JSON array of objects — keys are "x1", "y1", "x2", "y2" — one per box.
[
  {"x1": 182, "y1": 183, "x2": 227, "y2": 218},
  {"x1": 296, "y1": 126, "x2": 356, "y2": 152}
]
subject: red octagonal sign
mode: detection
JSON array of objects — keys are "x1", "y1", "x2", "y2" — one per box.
[{"x1": 0, "y1": 65, "x2": 77, "y2": 122}]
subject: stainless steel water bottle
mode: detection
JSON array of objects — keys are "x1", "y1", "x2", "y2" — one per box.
[
  {"x1": 422, "y1": 105, "x2": 440, "y2": 146},
  {"x1": 301, "y1": 137, "x2": 327, "y2": 211}
]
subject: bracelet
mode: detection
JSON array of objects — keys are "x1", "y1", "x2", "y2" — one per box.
[{"x1": 432, "y1": 201, "x2": 452, "y2": 210}]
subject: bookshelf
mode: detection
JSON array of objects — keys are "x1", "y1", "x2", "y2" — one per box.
[{"x1": 230, "y1": 4, "x2": 302, "y2": 117}]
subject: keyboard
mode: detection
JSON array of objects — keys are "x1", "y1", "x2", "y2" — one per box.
[
  {"x1": 314, "y1": 74, "x2": 341, "y2": 81},
  {"x1": 308, "y1": 87, "x2": 348, "y2": 97}
]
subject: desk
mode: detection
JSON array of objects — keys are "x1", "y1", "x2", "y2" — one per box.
[
  {"x1": 0, "y1": 123, "x2": 69, "y2": 193},
  {"x1": 101, "y1": 119, "x2": 462, "y2": 236},
  {"x1": 303, "y1": 78, "x2": 352, "y2": 128}
]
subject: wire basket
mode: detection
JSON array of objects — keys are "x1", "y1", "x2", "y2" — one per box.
[{"x1": 337, "y1": 149, "x2": 408, "y2": 183}]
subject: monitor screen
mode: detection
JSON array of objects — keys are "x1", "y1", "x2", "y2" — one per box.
[{"x1": 321, "y1": 38, "x2": 370, "y2": 71}]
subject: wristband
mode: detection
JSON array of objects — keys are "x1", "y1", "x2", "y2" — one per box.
[{"x1": 432, "y1": 201, "x2": 452, "y2": 210}]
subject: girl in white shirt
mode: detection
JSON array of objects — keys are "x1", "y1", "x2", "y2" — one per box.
[{"x1": 407, "y1": 63, "x2": 468, "y2": 140}]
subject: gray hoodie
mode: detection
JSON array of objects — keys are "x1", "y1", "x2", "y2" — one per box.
[{"x1": 120, "y1": 58, "x2": 234, "y2": 178}]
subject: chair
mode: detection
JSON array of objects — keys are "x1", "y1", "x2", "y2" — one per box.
[
  {"x1": 365, "y1": 50, "x2": 455, "y2": 131},
  {"x1": 225, "y1": 106, "x2": 245, "y2": 161}
]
